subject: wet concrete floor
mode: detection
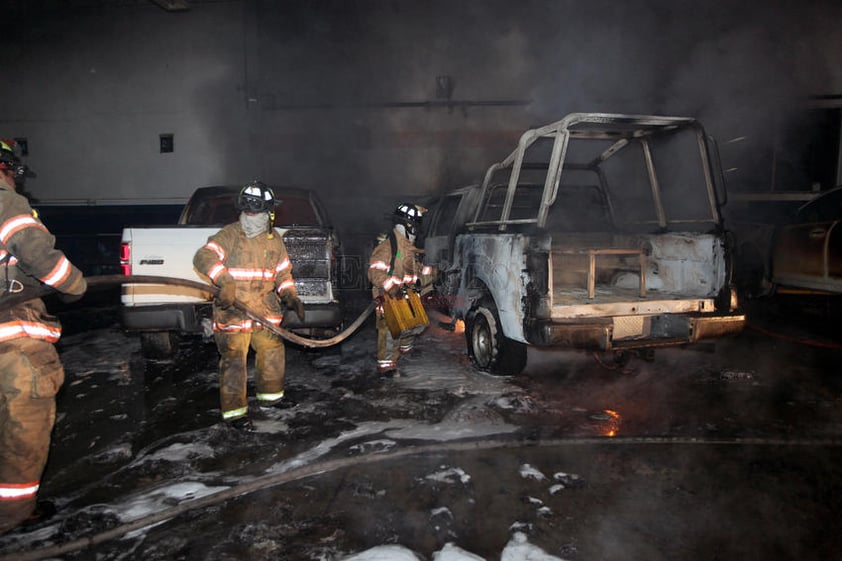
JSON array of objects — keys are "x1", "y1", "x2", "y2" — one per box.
[{"x1": 1, "y1": 292, "x2": 840, "y2": 560}]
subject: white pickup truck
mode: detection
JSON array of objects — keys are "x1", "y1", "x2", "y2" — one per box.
[
  {"x1": 423, "y1": 113, "x2": 746, "y2": 375},
  {"x1": 120, "y1": 185, "x2": 343, "y2": 358}
]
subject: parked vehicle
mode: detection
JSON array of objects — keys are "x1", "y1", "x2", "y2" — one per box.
[
  {"x1": 769, "y1": 185, "x2": 842, "y2": 294},
  {"x1": 120, "y1": 185, "x2": 343, "y2": 358},
  {"x1": 728, "y1": 96, "x2": 842, "y2": 300},
  {"x1": 422, "y1": 113, "x2": 746, "y2": 375}
]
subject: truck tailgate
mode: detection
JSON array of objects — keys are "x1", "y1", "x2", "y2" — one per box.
[{"x1": 122, "y1": 227, "x2": 215, "y2": 305}]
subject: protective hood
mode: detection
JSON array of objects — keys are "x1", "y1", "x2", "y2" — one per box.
[{"x1": 239, "y1": 211, "x2": 270, "y2": 238}]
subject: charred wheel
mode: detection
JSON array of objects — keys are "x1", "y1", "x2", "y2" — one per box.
[{"x1": 465, "y1": 297, "x2": 527, "y2": 376}]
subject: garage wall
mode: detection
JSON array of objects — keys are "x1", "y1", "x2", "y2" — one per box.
[
  {"x1": 0, "y1": 0, "x2": 840, "y2": 256},
  {"x1": 0, "y1": 3, "x2": 253, "y2": 204}
]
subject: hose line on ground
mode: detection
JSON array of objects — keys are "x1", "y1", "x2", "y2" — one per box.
[
  {"x1": 0, "y1": 274, "x2": 375, "y2": 348},
  {"x1": 1, "y1": 434, "x2": 839, "y2": 561}
]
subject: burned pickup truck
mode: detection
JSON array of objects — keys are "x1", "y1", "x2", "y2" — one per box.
[{"x1": 423, "y1": 113, "x2": 746, "y2": 375}]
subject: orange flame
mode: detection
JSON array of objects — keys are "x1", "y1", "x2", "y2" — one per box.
[{"x1": 601, "y1": 409, "x2": 621, "y2": 438}]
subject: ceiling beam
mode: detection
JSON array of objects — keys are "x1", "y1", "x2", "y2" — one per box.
[{"x1": 148, "y1": 0, "x2": 190, "y2": 11}]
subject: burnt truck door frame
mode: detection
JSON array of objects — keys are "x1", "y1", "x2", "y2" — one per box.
[
  {"x1": 423, "y1": 185, "x2": 474, "y2": 270},
  {"x1": 423, "y1": 185, "x2": 483, "y2": 318}
]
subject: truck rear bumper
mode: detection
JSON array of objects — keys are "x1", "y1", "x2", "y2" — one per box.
[
  {"x1": 527, "y1": 312, "x2": 746, "y2": 351},
  {"x1": 122, "y1": 303, "x2": 208, "y2": 333},
  {"x1": 280, "y1": 303, "x2": 343, "y2": 330},
  {"x1": 122, "y1": 302, "x2": 344, "y2": 333}
]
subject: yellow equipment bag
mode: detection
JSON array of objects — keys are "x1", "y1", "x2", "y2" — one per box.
[{"x1": 383, "y1": 290, "x2": 429, "y2": 339}]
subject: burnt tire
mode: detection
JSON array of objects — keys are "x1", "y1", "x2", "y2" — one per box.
[
  {"x1": 465, "y1": 299, "x2": 527, "y2": 376},
  {"x1": 140, "y1": 331, "x2": 179, "y2": 360}
]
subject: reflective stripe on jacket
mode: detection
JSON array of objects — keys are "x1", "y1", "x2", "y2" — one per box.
[
  {"x1": 368, "y1": 229, "x2": 423, "y2": 298},
  {"x1": 193, "y1": 222, "x2": 297, "y2": 333},
  {"x1": 0, "y1": 185, "x2": 86, "y2": 343},
  {"x1": 0, "y1": 481, "x2": 39, "y2": 501}
]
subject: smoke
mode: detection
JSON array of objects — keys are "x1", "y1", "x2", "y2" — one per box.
[{"x1": 1, "y1": 0, "x2": 839, "y2": 237}]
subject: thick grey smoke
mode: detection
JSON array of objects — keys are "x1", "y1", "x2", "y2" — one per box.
[{"x1": 0, "y1": 0, "x2": 839, "y2": 246}]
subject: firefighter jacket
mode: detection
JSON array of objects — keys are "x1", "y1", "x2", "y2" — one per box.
[
  {"x1": 368, "y1": 229, "x2": 432, "y2": 299},
  {"x1": 193, "y1": 223, "x2": 298, "y2": 333},
  {"x1": 0, "y1": 184, "x2": 86, "y2": 344}
]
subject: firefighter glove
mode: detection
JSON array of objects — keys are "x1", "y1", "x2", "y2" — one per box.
[
  {"x1": 386, "y1": 284, "x2": 402, "y2": 298},
  {"x1": 217, "y1": 281, "x2": 237, "y2": 309},
  {"x1": 284, "y1": 294, "x2": 305, "y2": 322},
  {"x1": 58, "y1": 276, "x2": 87, "y2": 303}
]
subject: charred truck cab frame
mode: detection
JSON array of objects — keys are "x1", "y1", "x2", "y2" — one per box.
[{"x1": 424, "y1": 113, "x2": 746, "y2": 375}]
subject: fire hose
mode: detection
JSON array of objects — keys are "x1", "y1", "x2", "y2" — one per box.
[
  {"x1": 0, "y1": 274, "x2": 376, "y2": 348},
  {"x1": 1, "y1": 434, "x2": 839, "y2": 561},
  {"x1": 2, "y1": 280, "x2": 842, "y2": 559}
]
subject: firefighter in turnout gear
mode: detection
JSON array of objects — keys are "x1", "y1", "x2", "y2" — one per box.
[
  {"x1": 193, "y1": 181, "x2": 304, "y2": 432},
  {"x1": 368, "y1": 203, "x2": 432, "y2": 377},
  {"x1": 0, "y1": 140, "x2": 87, "y2": 534}
]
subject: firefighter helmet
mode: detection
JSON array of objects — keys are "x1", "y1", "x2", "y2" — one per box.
[
  {"x1": 0, "y1": 140, "x2": 35, "y2": 183},
  {"x1": 236, "y1": 181, "x2": 275, "y2": 213},
  {"x1": 392, "y1": 202, "x2": 426, "y2": 237}
]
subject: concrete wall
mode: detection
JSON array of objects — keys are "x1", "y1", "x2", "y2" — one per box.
[
  {"x1": 0, "y1": 3, "x2": 253, "y2": 205},
  {"x1": 0, "y1": 0, "x2": 840, "y2": 244}
]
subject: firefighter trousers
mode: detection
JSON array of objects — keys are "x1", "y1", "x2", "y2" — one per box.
[
  {"x1": 375, "y1": 310, "x2": 415, "y2": 373},
  {"x1": 0, "y1": 338, "x2": 64, "y2": 535},
  {"x1": 214, "y1": 328, "x2": 285, "y2": 421}
]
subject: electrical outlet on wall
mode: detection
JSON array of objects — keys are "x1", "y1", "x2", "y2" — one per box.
[{"x1": 159, "y1": 133, "x2": 174, "y2": 153}]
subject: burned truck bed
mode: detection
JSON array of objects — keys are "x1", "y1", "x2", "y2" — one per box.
[
  {"x1": 549, "y1": 231, "x2": 724, "y2": 312},
  {"x1": 423, "y1": 113, "x2": 746, "y2": 375}
]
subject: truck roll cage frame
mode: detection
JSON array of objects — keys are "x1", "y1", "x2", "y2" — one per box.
[{"x1": 466, "y1": 112, "x2": 723, "y2": 232}]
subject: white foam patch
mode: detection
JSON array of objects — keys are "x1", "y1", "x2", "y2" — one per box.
[
  {"x1": 519, "y1": 463, "x2": 547, "y2": 481},
  {"x1": 340, "y1": 544, "x2": 423, "y2": 560},
  {"x1": 146, "y1": 442, "x2": 215, "y2": 462},
  {"x1": 339, "y1": 534, "x2": 568, "y2": 561},
  {"x1": 425, "y1": 466, "x2": 471, "y2": 485},
  {"x1": 501, "y1": 531, "x2": 567, "y2": 560},
  {"x1": 385, "y1": 419, "x2": 519, "y2": 441},
  {"x1": 112, "y1": 481, "x2": 230, "y2": 523},
  {"x1": 433, "y1": 542, "x2": 487, "y2": 560},
  {"x1": 265, "y1": 420, "x2": 416, "y2": 474}
]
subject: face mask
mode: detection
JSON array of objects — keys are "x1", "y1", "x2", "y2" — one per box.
[
  {"x1": 395, "y1": 223, "x2": 416, "y2": 243},
  {"x1": 240, "y1": 211, "x2": 270, "y2": 238}
]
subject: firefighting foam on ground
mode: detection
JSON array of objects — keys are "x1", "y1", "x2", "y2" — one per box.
[{"x1": 0, "y1": 291, "x2": 840, "y2": 560}]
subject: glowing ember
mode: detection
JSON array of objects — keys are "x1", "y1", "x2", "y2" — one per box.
[{"x1": 601, "y1": 409, "x2": 621, "y2": 437}]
